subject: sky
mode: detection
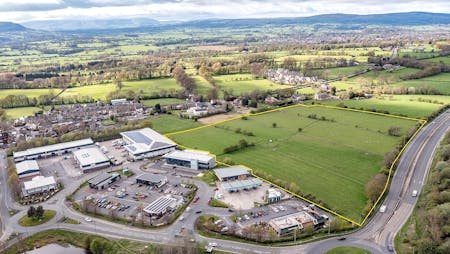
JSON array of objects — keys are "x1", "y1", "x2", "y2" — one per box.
[{"x1": 0, "y1": 0, "x2": 449, "y2": 23}]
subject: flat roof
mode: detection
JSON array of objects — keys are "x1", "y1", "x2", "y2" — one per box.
[
  {"x1": 222, "y1": 178, "x2": 263, "y2": 191},
  {"x1": 88, "y1": 172, "x2": 118, "y2": 186},
  {"x1": 270, "y1": 211, "x2": 317, "y2": 229},
  {"x1": 214, "y1": 166, "x2": 250, "y2": 180},
  {"x1": 16, "y1": 160, "x2": 39, "y2": 175},
  {"x1": 24, "y1": 176, "x2": 56, "y2": 191},
  {"x1": 73, "y1": 147, "x2": 110, "y2": 166},
  {"x1": 121, "y1": 128, "x2": 176, "y2": 155},
  {"x1": 270, "y1": 216, "x2": 300, "y2": 230},
  {"x1": 136, "y1": 173, "x2": 167, "y2": 184},
  {"x1": 14, "y1": 138, "x2": 94, "y2": 158},
  {"x1": 163, "y1": 150, "x2": 214, "y2": 163},
  {"x1": 143, "y1": 195, "x2": 177, "y2": 214}
]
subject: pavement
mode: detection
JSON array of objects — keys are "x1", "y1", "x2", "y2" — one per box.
[{"x1": 0, "y1": 109, "x2": 448, "y2": 254}]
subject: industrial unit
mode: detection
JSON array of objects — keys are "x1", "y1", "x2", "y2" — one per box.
[
  {"x1": 73, "y1": 147, "x2": 111, "y2": 172},
  {"x1": 88, "y1": 172, "x2": 121, "y2": 190},
  {"x1": 136, "y1": 173, "x2": 168, "y2": 188},
  {"x1": 15, "y1": 160, "x2": 40, "y2": 179},
  {"x1": 23, "y1": 175, "x2": 57, "y2": 197},
  {"x1": 214, "y1": 166, "x2": 251, "y2": 181},
  {"x1": 269, "y1": 211, "x2": 319, "y2": 236},
  {"x1": 163, "y1": 150, "x2": 216, "y2": 170},
  {"x1": 120, "y1": 128, "x2": 176, "y2": 160},
  {"x1": 143, "y1": 195, "x2": 179, "y2": 217}
]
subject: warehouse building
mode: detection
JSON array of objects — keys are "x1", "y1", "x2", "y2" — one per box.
[
  {"x1": 269, "y1": 211, "x2": 319, "y2": 236},
  {"x1": 73, "y1": 147, "x2": 111, "y2": 172},
  {"x1": 23, "y1": 175, "x2": 57, "y2": 197},
  {"x1": 13, "y1": 138, "x2": 94, "y2": 162},
  {"x1": 143, "y1": 195, "x2": 179, "y2": 217},
  {"x1": 88, "y1": 172, "x2": 121, "y2": 190},
  {"x1": 214, "y1": 166, "x2": 251, "y2": 181},
  {"x1": 120, "y1": 128, "x2": 176, "y2": 161},
  {"x1": 136, "y1": 173, "x2": 168, "y2": 188},
  {"x1": 163, "y1": 150, "x2": 216, "y2": 170},
  {"x1": 222, "y1": 178, "x2": 263, "y2": 192},
  {"x1": 16, "y1": 160, "x2": 40, "y2": 179}
]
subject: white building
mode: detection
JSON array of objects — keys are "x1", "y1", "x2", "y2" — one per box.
[
  {"x1": 23, "y1": 175, "x2": 57, "y2": 196},
  {"x1": 15, "y1": 160, "x2": 40, "y2": 179},
  {"x1": 120, "y1": 128, "x2": 176, "y2": 160},
  {"x1": 13, "y1": 138, "x2": 94, "y2": 162},
  {"x1": 111, "y1": 98, "x2": 127, "y2": 105},
  {"x1": 163, "y1": 150, "x2": 216, "y2": 170},
  {"x1": 143, "y1": 195, "x2": 180, "y2": 217},
  {"x1": 73, "y1": 147, "x2": 111, "y2": 172}
]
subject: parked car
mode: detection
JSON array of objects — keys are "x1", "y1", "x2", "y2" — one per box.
[
  {"x1": 84, "y1": 217, "x2": 92, "y2": 222},
  {"x1": 195, "y1": 210, "x2": 202, "y2": 214}
]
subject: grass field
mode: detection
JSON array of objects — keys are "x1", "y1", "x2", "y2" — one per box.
[
  {"x1": 214, "y1": 74, "x2": 292, "y2": 95},
  {"x1": 392, "y1": 72, "x2": 450, "y2": 95},
  {"x1": 169, "y1": 105, "x2": 417, "y2": 221},
  {"x1": 322, "y1": 65, "x2": 368, "y2": 80},
  {"x1": 420, "y1": 56, "x2": 450, "y2": 64},
  {"x1": 325, "y1": 246, "x2": 372, "y2": 254},
  {"x1": 4, "y1": 107, "x2": 43, "y2": 119},
  {"x1": 149, "y1": 114, "x2": 202, "y2": 134},
  {"x1": 321, "y1": 95, "x2": 450, "y2": 118},
  {"x1": 0, "y1": 88, "x2": 62, "y2": 99},
  {"x1": 142, "y1": 98, "x2": 187, "y2": 106},
  {"x1": 18, "y1": 210, "x2": 56, "y2": 227}
]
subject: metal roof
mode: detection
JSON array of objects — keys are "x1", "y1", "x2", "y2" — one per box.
[
  {"x1": 121, "y1": 128, "x2": 176, "y2": 155},
  {"x1": 23, "y1": 176, "x2": 56, "y2": 191},
  {"x1": 163, "y1": 150, "x2": 214, "y2": 163},
  {"x1": 88, "y1": 172, "x2": 117, "y2": 186},
  {"x1": 214, "y1": 166, "x2": 250, "y2": 180},
  {"x1": 136, "y1": 173, "x2": 167, "y2": 184},
  {"x1": 15, "y1": 160, "x2": 39, "y2": 175},
  {"x1": 222, "y1": 178, "x2": 263, "y2": 191},
  {"x1": 73, "y1": 147, "x2": 110, "y2": 166},
  {"x1": 13, "y1": 138, "x2": 94, "y2": 158},
  {"x1": 143, "y1": 195, "x2": 177, "y2": 215}
]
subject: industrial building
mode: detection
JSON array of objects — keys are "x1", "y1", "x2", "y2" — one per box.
[
  {"x1": 214, "y1": 166, "x2": 251, "y2": 181},
  {"x1": 120, "y1": 128, "x2": 176, "y2": 160},
  {"x1": 221, "y1": 178, "x2": 263, "y2": 192},
  {"x1": 73, "y1": 147, "x2": 111, "y2": 172},
  {"x1": 88, "y1": 172, "x2": 121, "y2": 190},
  {"x1": 143, "y1": 195, "x2": 179, "y2": 217},
  {"x1": 163, "y1": 150, "x2": 216, "y2": 170},
  {"x1": 13, "y1": 138, "x2": 94, "y2": 162},
  {"x1": 269, "y1": 211, "x2": 319, "y2": 236},
  {"x1": 136, "y1": 173, "x2": 168, "y2": 188},
  {"x1": 23, "y1": 175, "x2": 57, "y2": 197},
  {"x1": 15, "y1": 160, "x2": 40, "y2": 179},
  {"x1": 266, "y1": 188, "x2": 282, "y2": 203}
]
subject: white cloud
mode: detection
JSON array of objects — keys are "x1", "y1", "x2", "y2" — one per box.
[{"x1": 0, "y1": 0, "x2": 449, "y2": 23}]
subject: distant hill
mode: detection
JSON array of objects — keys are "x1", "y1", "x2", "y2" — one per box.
[
  {"x1": 22, "y1": 18, "x2": 160, "y2": 31},
  {"x1": 0, "y1": 22, "x2": 27, "y2": 32}
]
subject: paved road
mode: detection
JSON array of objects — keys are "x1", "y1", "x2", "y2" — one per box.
[{"x1": 0, "y1": 109, "x2": 449, "y2": 253}]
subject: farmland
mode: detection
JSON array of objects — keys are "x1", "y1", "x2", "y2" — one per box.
[
  {"x1": 392, "y1": 72, "x2": 450, "y2": 95},
  {"x1": 0, "y1": 88, "x2": 62, "y2": 99},
  {"x1": 214, "y1": 74, "x2": 292, "y2": 95},
  {"x1": 169, "y1": 105, "x2": 418, "y2": 221}
]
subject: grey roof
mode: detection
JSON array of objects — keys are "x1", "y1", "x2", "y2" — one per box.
[
  {"x1": 23, "y1": 176, "x2": 56, "y2": 191},
  {"x1": 121, "y1": 128, "x2": 176, "y2": 155},
  {"x1": 222, "y1": 178, "x2": 263, "y2": 191},
  {"x1": 136, "y1": 173, "x2": 167, "y2": 184},
  {"x1": 125, "y1": 131, "x2": 153, "y2": 145},
  {"x1": 88, "y1": 173, "x2": 116, "y2": 186},
  {"x1": 163, "y1": 150, "x2": 214, "y2": 163},
  {"x1": 214, "y1": 166, "x2": 250, "y2": 180},
  {"x1": 16, "y1": 160, "x2": 39, "y2": 175},
  {"x1": 73, "y1": 147, "x2": 110, "y2": 166},
  {"x1": 13, "y1": 138, "x2": 94, "y2": 158},
  {"x1": 143, "y1": 195, "x2": 177, "y2": 214}
]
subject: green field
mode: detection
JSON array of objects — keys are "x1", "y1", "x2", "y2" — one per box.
[
  {"x1": 392, "y1": 72, "x2": 450, "y2": 95},
  {"x1": 142, "y1": 98, "x2": 187, "y2": 106},
  {"x1": 149, "y1": 114, "x2": 202, "y2": 134},
  {"x1": 169, "y1": 105, "x2": 417, "y2": 221},
  {"x1": 214, "y1": 74, "x2": 292, "y2": 95},
  {"x1": 0, "y1": 88, "x2": 62, "y2": 99},
  {"x1": 421, "y1": 56, "x2": 450, "y2": 64},
  {"x1": 18, "y1": 210, "x2": 56, "y2": 227},
  {"x1": 321, "y1": 95, "x2": 450, "y2": 118},
  {"x1": 322, "y1": 65, "x2": 368, "y2": 80},
  {"x1": 4, "y1": 107, "x2": 43, "y2": 119}
]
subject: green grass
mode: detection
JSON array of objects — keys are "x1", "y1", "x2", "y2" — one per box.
[
  {"x1": 0, "y1": 88, "x2": 62, "y2": 99},
  {"x1": 61, "y1": 217, "x2": 80, "y2": 224},
  {"x1": 142, "y1": 98, "x2": 187, "y2": 106},
  {"x1": 196, "y1": 171, "x2": 218, "y2": 186},
  {"x1": 325, "y1": 246, "x2": 372, "y2": 254},
  {"x1": 4, "y1": 107, "x2": 43, "y2": 119},
  {"x1": 209, "y1": 198, "x2": 229, "y2": 208},
  {"x1": 321, "y1": 65, "x2": 368, "y2": 80},
  {"x1": 392, "y1": 72, "x2": 450, "y2": 95},
  {"x1": 149, "y1": 114, "x2": 202, "y2": 134},
  {"x1": 169, "y1": 105, "x2": 417, "y2": 222},
  {"x1": 193, "y1": 75, "x2": 215, "y2": 95},
  {"x1": 18, "y1": 210, "x2": 56, "y2": 227},
  {"x1": 214, "y1": 74, "x2": 292, "y2": 95},
  {"x1": 421, "y1": 56, "x2": 450, "y2": 64},
  {"x1": 321, "y1": 95, "x2": 450, "y2": 119}
]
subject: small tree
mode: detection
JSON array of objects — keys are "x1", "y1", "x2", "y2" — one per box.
[
  {"x1": 298, "y1": 128, "x2": 303, "y2": 132},
  {"x1": 388, "y1": 126, "x2": 402, "y2": 137},
  {"x1": 27, "y1": 206, "x2": 36, "y2": 218},
  {"x1": 272, "y1": 122, "x2": 277, "y2": 128},
  {"x1": 365, "y1": 173, "x2": 388, "y2": 202},
  {"x1": 115, "y1": 79, "x2": 123, "y2": 91},
  {"x1": 154, "y1": 103, "x2": 162, "y2": 113},
  {"x1": 35, "y1": 205, "x2": 44, "y2": 219}
]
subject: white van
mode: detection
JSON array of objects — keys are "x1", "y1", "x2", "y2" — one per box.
[
  {"x1": 380, "y1": 205, "x2": 387, "y2": 213},
  {"x1": 412, "y1": 190, "x2": 418, "y2": 197}
]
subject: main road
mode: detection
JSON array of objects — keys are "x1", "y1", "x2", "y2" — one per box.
[{"x1": 0, "y1": 109, "x2": 449, "y2": 253}]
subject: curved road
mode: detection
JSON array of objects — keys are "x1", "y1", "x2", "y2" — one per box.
[{"x1": 0, "y1": 109, "x2": 449, "y2": 254}]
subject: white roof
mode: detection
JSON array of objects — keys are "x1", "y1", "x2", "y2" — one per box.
[
  {"x1": 16, "y1": 160, "x2": 39, "y2": 175},
  {"x1": 121, "y1": 128, "x2": 176, "y2": 155},
  {"x1": 73, "y1": 147, "x2": 110, "y2": 166},
  {"x1": 163, "y1": 150, "x2": 214, "y2": 163},
  {"x1": 23, "y1": 176, "x2": 56, "y2": 191},
  {"x1": 214, "y1": 166, "x2": 250, "y2": 179},
  {"x1": 13, "y1": 138, "x2": 94, "y2": 158},
  {"x1": 143, "y1": 195, "x2": 177, "y2": 214}
]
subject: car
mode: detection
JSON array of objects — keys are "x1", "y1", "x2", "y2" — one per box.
[
  {"x1": 337, "y1": 237, "x2": 346, "y2": 241},
  {"x1": 387, "y1": 244, "x2": 394, "y2": 252},
  {"x1": 84, "y1": 217, "x2": 92, "y2": 222},
  {"x1": 195, "y1": 210, "x2": 202, "y2": 214},
  {"x1": 412, "y1": 190, "x2": 418, "y2": 197},
  {"x1": 179, "y1": 216, "x2": 184, "y2": 221},
  {"x1": 228, "y1": 209, "x2": 234, "y2": 213},
  {"x1": 209, "y1": 242, "x2": 217, "y2": 247}
]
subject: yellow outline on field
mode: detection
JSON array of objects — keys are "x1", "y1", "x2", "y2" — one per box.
[{"x1": 164, "y1": 104, "x2": 426, "y2": 226}]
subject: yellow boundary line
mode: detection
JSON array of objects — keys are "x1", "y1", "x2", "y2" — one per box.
[{"x1": 164, "y1": 104, "x2": 426, "y2": 226}]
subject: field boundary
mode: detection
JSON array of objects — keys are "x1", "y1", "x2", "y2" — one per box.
[{"x1": 165, "y1": 104, "x2": 426, "y2": 226}]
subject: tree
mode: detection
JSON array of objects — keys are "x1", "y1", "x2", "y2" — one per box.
[
  {"x1": 388, "y1": 126, "x2": 402, "y2": 137},
  {"x1": 27, "y1": 206, "x2": 36, "y2": 218},
  {"x1": 35, "y1": 205, "x2": 44, "y2": 219},
  {"x1": 365, "y1": 173, "x2": 388, "y2": 202},
  {"x1": 90, "y1": 239, "x2": 106, "y2": 254},
  {"x1": 115, "y1": 79, "x2": 123, "y2": 90},
  {"x1": 272, "y1": 122, "x2": 277, "y2": 128},
  {"x1": 154, "y1": 103, "x2": 161, "y2": 113}
]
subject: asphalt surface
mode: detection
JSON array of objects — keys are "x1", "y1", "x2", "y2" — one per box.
[{"x1": 0, "y1": 109, "x2": 448, "y2": 254}]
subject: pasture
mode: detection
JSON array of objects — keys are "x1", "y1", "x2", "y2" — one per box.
[
  {"x1": 214, "y1": 74, "x2": 292, "y2": 95},
  {"x1": 392, "y1": 72, "x2": 450, "y2": 95},
  {"x1": 4, "y1": 107, "x2": 43, "y2": 119},
  {"x1": 0, "y1": 88, "x2": 62, "y2": 99},
  {"x1": 169, "y1": 105, "x2": 418, "y2": 221}
]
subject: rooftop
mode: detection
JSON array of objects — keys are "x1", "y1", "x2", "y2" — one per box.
[
  {"x1": 121, "y1": 128, "x2": 176, "y2": 155},
  {"x1": 214, "y1": 166, "x2": 250, "y2": 179},
  {"x1": 143, "y1": 195, "x2": 177, "y2": 214},
  {"x1": 23, "y1": 176, "x2": 56, "y2": 191},
  {"x1": 13, "y1": 138, "x2": 94, "y2": 158},
  {"x1": 270, "y1": 211, "x2": 318, "y2": 230},
  {"x1": 73, "y1": 147, "x2": 110, "y2": 166},
  {"x1": 162, "y1": 150, "x2": 214, "y2": 163},
  {"x1": 136, "y1": 173, "x2": 167, "y2": 184},
  {"x1": 16, "y1": 160, "x2": 39, "y2": 175},
  {"x1": 88, "y1": 172, "x2": 118, "y2": 186},
  {"x1": 222, "y1": 178, "x2": 263, "y2": 191},
  {"x1": 270, "y1": 216, "x2": 301, "y2": 230}
]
